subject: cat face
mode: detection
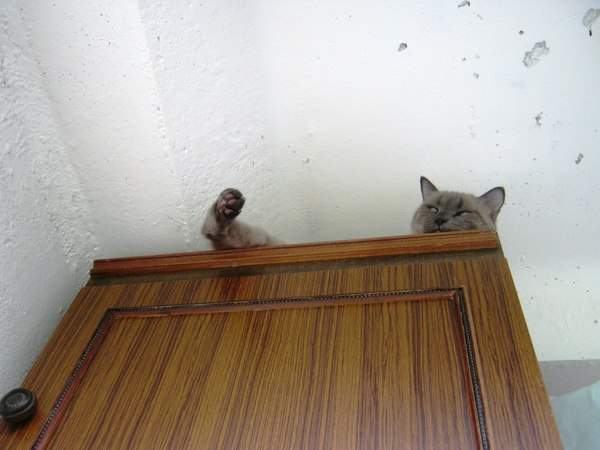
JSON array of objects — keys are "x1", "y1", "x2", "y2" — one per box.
[{"x1": 411, "y1": 176, "x2": 505, "y2": 233}]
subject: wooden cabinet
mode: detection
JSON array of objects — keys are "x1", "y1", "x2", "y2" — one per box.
[{"x1": 0, "y1": 231, "x2": 562, "y2": 449}]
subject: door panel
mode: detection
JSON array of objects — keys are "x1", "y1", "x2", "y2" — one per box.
[
  {"x1": 0, "y1": 232, "x2": 562, "y2": 449},
  {"x1": 40, "y1": 291, "x2": 484, "y2": 449}
]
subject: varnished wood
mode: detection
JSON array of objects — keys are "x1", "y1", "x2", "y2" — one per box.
[
  {"x1": 0, "y1": 232, "x2": 562, "y2": 449},
  {"x1": 90, "y1": 230, "x2": 500, "y2": 278},
  {"x1": 36, "y1": 291, "x2": 485, "y2": 449}
]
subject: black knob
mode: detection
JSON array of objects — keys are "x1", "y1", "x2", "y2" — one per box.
[{"x1": 0, "y1": 388, "x2": 37, "y2": 423}]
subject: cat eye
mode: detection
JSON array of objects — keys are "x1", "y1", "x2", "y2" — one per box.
[
  {"x1": 428, "y1": 206, "x2": 439, "y2": 213},
  {"x1": 455, "y1": 211, "x2": 471, "y2": 217}
]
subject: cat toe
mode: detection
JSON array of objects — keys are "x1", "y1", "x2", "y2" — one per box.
[{"x1": 216, "y1": 188, "x2": 245, "y2": 220}]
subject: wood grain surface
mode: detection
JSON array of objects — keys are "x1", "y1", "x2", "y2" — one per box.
[
  {"x1": 37, "y1": 291, "x2": 481, "y2": 449},
  {"x1": 0, "y1": 231, "x2": 562, "y2": 449},
  {"x1": 90, "y1": 230, "x2": 500, "y2": 278}
]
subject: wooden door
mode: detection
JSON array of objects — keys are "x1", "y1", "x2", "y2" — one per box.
[{"x1": 0, "y1": 231, "x2": 563, "y2": 449}]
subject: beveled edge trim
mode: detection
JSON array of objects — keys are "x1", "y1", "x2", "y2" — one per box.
[
  {"x1": 32, "y1": 312, "x2": 117, "y2": 450},
  {"x1": 32, "y1": 289, "x2": 489, "y2": 449},
  {"x1": 91, "y1": 230, "x2": 500, "y2": 278},
  {"x1": 457, "y1": 288, "x2": 490, "y2": 450}
]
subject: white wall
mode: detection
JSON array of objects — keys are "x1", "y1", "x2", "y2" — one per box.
[
  {"x1": 0, "y1": 2, "x2": 98, "y2": 394},
  {"x1": 1, "y1": 0, "x2": 599, "y2": 393}
]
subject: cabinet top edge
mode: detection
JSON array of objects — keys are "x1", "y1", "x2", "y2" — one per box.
[{"x1": 90, "y1": 230, "x2": 501, "y2": 279}]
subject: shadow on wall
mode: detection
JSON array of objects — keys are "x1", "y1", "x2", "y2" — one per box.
[{"x1": 540, "y1": 359, "x2": 600, "y2": 396}]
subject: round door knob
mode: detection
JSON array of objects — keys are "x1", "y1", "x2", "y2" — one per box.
[{"x1": 0, "y1": 388, "x2": 37, "y2": 423}]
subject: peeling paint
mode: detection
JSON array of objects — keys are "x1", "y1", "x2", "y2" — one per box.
[
  {"x1": 457, "y1": 1, "x2": 470, "y2": 8},
  {"x1": 535, "y1": 112, "x2": 543, "y2": 127},
  {"x1": 582, "y1": 8, "x2": 600, "y2": 36},
  {"x1": 397, "y1": 43, "x2": 407, "y2": 52},
  {"x1": 473, "y1": 73, "x2": 479, "y2": 79},
  {"x1": 523, "y1": 41, "x2": 549, "y2": 68},
  {"x1": 575, "y1": 153, "x2": 584, "y2": 165}
]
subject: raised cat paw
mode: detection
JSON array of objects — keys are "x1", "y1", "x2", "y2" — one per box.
[{"x1": 215, "y1": 188, "x2": 245, "y2": 222}]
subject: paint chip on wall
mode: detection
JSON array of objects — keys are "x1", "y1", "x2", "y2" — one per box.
[
  {"x1": 523, "y1": 41, "x2": 549, "y2": 68},
  {"x1": 575, "y1": 153, "x2": 584, "y2": 164},
  {"x1": 582, "y1": 9, "x2": 600, "y2": 36},
  {"x1": 458, "y1": 1, "x2": 470, "y2": 8},
  {"x1": 535, "y1": 112, "x2": 543, "y2": 127},
  {"x1": 397, "y1": 43, "x2": 408, "y2": 52}
]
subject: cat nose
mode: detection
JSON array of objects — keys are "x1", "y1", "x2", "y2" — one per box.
[{"x1": 435, "y1": 218, "x2": 447, "y2": 226}]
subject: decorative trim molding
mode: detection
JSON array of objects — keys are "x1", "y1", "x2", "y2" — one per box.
[
  {"x1": 91, "y1": 231, "x2": 500, "y2": 278},
  {"x1": 33, "y1": 289, "x2": 490, "y2": 449}
]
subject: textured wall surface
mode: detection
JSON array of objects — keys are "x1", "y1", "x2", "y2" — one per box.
[
  {"x1": 1, "y1": 0, "x2": 599, "y2": 394},
  {"x1": 0, "y1": 2, "x2": 98, "y2": 394}
]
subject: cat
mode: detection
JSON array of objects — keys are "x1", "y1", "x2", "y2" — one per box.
[
  {"x1": 411, "y1": 176, "x2": 505, "y2": 233},
  {"x1": 201, "y1": 188, "x2": 283, "y2": 250},
  {"x1": 202, "y1": 177, "x2": 505, "y2": 250}
]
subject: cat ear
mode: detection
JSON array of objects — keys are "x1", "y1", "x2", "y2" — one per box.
[
  {"x1": 420, "y1": 176, "x2": 438, "y2": 200},
  {"x1": 479, "y1": 187, "x2": 505, "y2": 222}
]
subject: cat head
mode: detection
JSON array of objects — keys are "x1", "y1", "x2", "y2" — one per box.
[{"x1": 411, "y1": 176, "x2": 505, "y2": 233}]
